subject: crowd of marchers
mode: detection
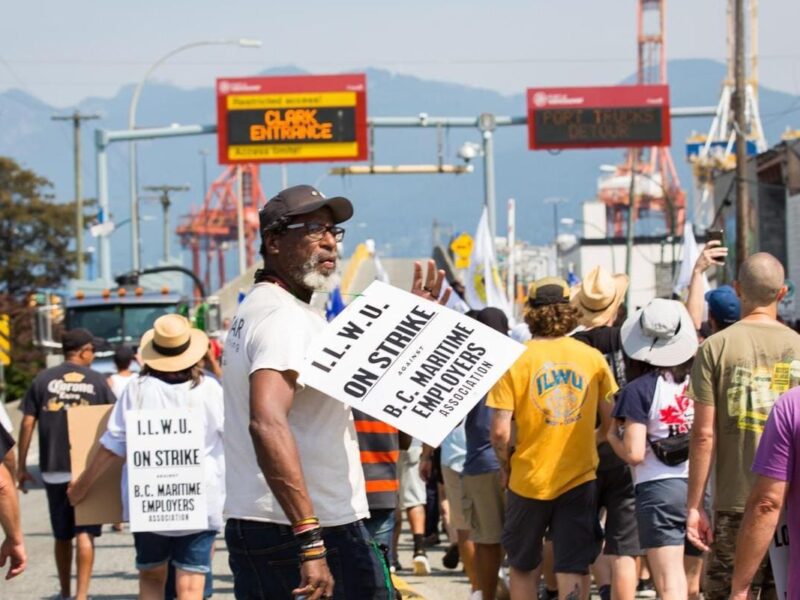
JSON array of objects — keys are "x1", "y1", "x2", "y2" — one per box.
[{"x1": 0, "y1": 183, "x2": 799, "y2": 600}]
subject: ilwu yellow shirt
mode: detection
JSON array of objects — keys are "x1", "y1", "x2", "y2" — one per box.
[{"x1": 487, "y1": 337, "x2": 617, "y2": 500}]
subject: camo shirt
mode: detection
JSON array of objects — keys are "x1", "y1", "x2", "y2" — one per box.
[{"x1": 688, "y1": 320, "x2": 800, "y2": 512}]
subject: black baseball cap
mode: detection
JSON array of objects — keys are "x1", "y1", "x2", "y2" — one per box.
[
  {"x1": 528, "y1": 277, "x2": 570, "y2": 307},
  {"x1": 62, "y1": 328, "x2": 107, "y2": 353},
  {"x1": 259, "y1": 185, "x2": 353, "y2": 232}
]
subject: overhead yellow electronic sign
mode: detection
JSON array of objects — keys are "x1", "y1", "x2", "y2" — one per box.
[{"x1": 216, "y1": 74, "x2": 368, "y2": 164}]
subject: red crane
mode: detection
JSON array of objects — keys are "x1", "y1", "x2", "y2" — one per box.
[
  {"x1": 598, "y1": 0, "x2": 686, "y2": 237},
  {"x1": 177, "y1": 164, "x2": 266, "y2": 295}
]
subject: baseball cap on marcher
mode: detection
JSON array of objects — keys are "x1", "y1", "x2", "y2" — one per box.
[
  {"x1": 621, "y1": 298, "x2": 698, "y2": 367},
  {"x1": 62, "y1": 328, "x2": 107, "y2": 353},
  {"x1": 705, "y1": 285, "x2": 740, "y2": 326},
  {"x1": 259, "y1": 185, "x2": 353, "y2": 232},
  {"x1": 528, "y1": 277, "x2": 570, "y2": 307}
]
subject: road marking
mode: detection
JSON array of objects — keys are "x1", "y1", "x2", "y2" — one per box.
[{"x1": 392, "y1": 574, "x2": 427, "y2": 599}]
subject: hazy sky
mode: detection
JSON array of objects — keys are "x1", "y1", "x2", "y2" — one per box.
[{"x1": 2, "y1": 0, "x2": 799, "y2": 107}]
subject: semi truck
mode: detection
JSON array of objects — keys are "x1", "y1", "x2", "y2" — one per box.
[{"x1": 33, "y1": 267, "x2": 220, "y2": 373}]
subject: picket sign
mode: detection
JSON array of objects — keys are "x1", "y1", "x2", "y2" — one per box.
[
  {"x1": 302, "y1": 281, "x2": 525, "y2": 447},
  {"x1": 125, "y1": 409, "x2": 207, "y2": 533},
  {"x1": 769, "y1": 509, "x2": 789, "y2": 600}
]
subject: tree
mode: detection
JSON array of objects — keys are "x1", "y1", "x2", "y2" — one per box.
[
  {"x1": 0, "y1": 156, "x2": 78, "y2": 296},
  {"x1": 0, "y1": 156, "x2": 79, "y2": 400}
]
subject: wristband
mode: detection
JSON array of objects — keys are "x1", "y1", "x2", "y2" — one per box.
[
  {"x1": 299, "y1": 547, "x2": 328, "y2": 563},
  {"x1": 292, "y1": 516, "x2": 320, "y2": 528}
]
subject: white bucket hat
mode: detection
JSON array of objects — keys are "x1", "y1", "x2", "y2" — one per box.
[
  {"x1": 621, "y1": 298, "x2": 698, "y2": 367},
  {"x1": 140, "y1": 314, "x2": 209, "y2": 373}
]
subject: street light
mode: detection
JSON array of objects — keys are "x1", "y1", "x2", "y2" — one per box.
[
  {"x1": 560, "y1": 217, "x2": 617, "y2": 273},
  {"x1": 544, "y1": 197, "x2": 568, "y2": 275},
  {"x1": 128, "y1": 38, "x2": 262, "y2": 271}
]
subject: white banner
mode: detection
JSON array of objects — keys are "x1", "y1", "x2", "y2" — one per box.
[
  {"x1": 302, "y1": 281, "x2": 525, "y2": 447},
  {"x1": 769, "y1": 509, "x2": 789, "y2": 600},
  {"x1": 125, "y1": 409, "x2": 207, "y2": 533}
]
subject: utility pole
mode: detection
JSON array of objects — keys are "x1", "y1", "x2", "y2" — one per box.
[
  {"x1": 478, "y1": 113, "x2": 498, "y2": 239},
  {"x1": 543, "y1": 197, "x2": 567, "y2": 276},
  {"x1": 52, "y1": 111, "x2": 100, "y2": 280},
  {"x1": 625, "y1": 154, "x2": 638, "y2": 307},
  {"x1": 143, "y1": 185, "x2": 190, "y2": 262},
  {"x1": 734, "y1": 0, "x2": 750, "y2": 270}
]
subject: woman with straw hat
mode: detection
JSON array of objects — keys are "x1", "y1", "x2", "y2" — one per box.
[
  {"x1": 68, "y1": 314, "x2": 224, "y2": 600},
  {"x1": 607, "y1": 299, "x2": 704, "y2": 600}
]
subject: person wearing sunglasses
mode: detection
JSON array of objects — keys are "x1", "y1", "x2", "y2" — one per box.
[{"x1": 222, "y1": 184, "x2": 450, "y2": 600}]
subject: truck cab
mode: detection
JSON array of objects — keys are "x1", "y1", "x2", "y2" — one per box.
[
  {"x1": 34, "y1": 285, "x2": 220, "y2": 374},
  {"x1": 66, "y1": 289, "x2": 184, "y2": 348}
]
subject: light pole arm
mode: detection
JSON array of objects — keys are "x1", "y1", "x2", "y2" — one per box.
[{"x1": 129, "y1": 40, "x2": 240, "y2": 129}]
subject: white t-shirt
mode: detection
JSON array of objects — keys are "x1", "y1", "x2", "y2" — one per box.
[
  {"x1": 613, "y1": 371, "x2": 694, "y2": 485},
  {"x1": 100, "y1": 375, "x2": 225, "y2": 534},
  {"x1": 222, "y1": 282, "x2": 369, "y2": 526},
  {"x1": 109, "y1": 373, "x2": 135, "y2": 399}
]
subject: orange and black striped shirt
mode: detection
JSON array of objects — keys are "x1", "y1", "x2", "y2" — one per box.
[{"x1": 353, "y1": 409, "x2": 399, "y2": 510}]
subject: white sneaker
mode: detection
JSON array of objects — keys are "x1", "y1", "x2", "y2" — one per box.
[{"x1": 412, "y1": 552, "x2": 431, "y2": 575}]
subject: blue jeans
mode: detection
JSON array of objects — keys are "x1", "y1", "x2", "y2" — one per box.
[
  {"x1": 225, "y1": 519, "x2": 392, "y2": 600},
  {"x1": 363, "y1": 508, "x2": 396, "y2": 559}
]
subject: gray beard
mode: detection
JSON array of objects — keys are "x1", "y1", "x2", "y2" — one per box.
[{"x1": 297, "y1": 255, "x2": 339, "y2": 293}]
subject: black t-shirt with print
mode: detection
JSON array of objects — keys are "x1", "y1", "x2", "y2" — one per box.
[
  {"x1": 22, "y1": 362, "x2": 115, "y2": 473},
  {"x1": 572, "y1": 326, "x2": 629, "y2": 471}
]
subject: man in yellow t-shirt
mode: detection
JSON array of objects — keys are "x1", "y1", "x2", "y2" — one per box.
[{"x1": 488, "y1": 277, "x2": 617, "y2": 600}]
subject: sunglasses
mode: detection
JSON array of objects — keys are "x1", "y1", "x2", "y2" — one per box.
[{"x1": 283, "y1": 222, "x2": 345, "y2": 242}]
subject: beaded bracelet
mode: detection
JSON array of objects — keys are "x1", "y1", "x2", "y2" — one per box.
[{"x1": 294, "y1": 525, "x2": 322, "y2": 543}]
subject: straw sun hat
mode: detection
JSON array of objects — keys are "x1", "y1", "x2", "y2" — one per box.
[
  {"x1": 570, "y1": 266, "x2": 629, "y2": 328},
  {"x1": 139, "y1": 314, "x2": 208, "y2": 373}
]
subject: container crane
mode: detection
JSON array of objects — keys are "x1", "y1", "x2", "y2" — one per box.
[{"x1": 597, "y1": 0, "x2": 686, "y2": 238}]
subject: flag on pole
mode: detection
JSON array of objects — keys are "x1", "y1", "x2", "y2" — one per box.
[
  {"x1": 325, "y1": 286, "x2": 346, "y2": 321},
  {"x1": 464, "y1": 207, "x2": 511, "y2": 317},
  {"x1": 672, "y1": 221, "x2": 708, "y2": 299},
  {"x1": 365, "y1": 239, "x2": 390, "y2": 284},
  {"x1": 441, "y1": 279, "x2": 471, "y2": 314}
]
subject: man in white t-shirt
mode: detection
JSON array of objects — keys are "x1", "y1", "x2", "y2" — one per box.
[{"x1": 222, "y1": 184, "x2": 449, "y2": 600}]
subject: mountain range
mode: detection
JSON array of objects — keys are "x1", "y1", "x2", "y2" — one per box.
[{"x1": 1, "y1": 59, "x2": 799, "y2": 286}]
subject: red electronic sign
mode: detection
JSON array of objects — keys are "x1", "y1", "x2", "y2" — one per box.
[
  {"x1": 527, "y1": 85, "x2": 671, "y2": 151},
  {"x1": 216, "y1": 74, "x2": 368, "y2": 164}
]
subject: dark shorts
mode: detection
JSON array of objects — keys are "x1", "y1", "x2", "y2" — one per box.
[
  {"x1": 503, "y1": 481, "x2": 600, "y2": 574},
  {"x1": 45, "y1": 482, "x2": 102, "y2": 541},
  {"x1": 225, "y1": 519, "x2": 392, "y2": 600},
  {"x1": 134, "y1": 530, "x2": 217, "y2": 574},
  {"x1": 596, "y1": 463, "x2": 641, "y2": 556},
  {"x1": 634, "y1": 478, "x2": 702, "y2": 557}
]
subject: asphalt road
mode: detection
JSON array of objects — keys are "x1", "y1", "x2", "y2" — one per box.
[
  {"x1": 6, "y1": 477, "x2": 472, "y2": 599},
  {"x1": 3, "y1": 401, "x2": 472, "y2": 599}
]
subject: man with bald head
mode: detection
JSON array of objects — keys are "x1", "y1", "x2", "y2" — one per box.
[{"x1": 686, "y1": 252, "x2": 800, "y2": 599}]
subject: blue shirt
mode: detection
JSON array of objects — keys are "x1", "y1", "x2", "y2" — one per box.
[
  {"x1": 441, "y1": 421, "x2": 467, "y2": 473},
  {"x1": 463, "y1": 396, "x2": 500, "y2": 476}
]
